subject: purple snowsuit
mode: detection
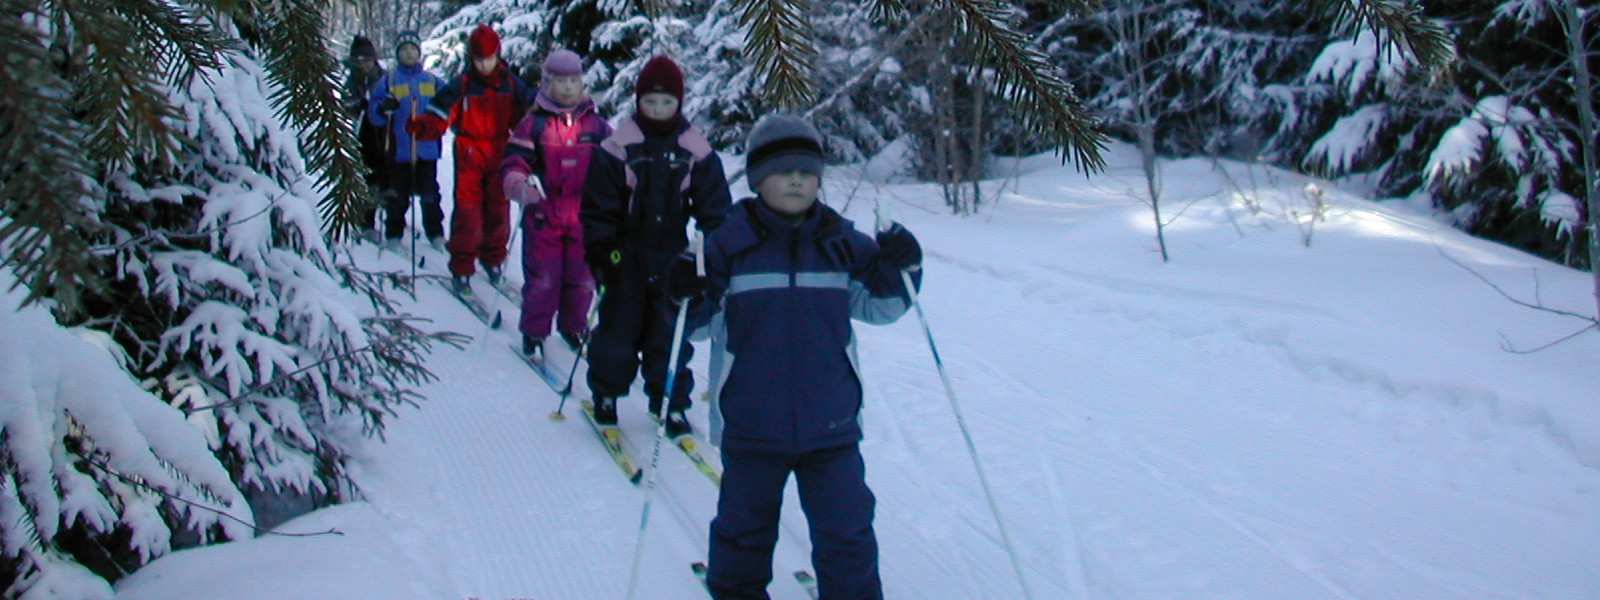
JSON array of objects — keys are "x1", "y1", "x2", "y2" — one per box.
[{"x1": 500, "y1": 91, "x2": 612, "y2": 339}]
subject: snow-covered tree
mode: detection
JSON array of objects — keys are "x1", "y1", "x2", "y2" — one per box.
[
  {"x1": 3, "y1": 2, "x2": 461, "y2": 592},
  {"x1": 1, "y1": 267, "x2": 252, "y2": 598},
  {"x1": 1283, "y1": 0, "x2": 1590, "y2": 268},
  {"x1": 0, "y1": 0, "x2": 373, "y2": 319}
]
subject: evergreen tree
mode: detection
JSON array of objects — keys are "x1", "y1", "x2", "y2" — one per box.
[
  {"x1": 1288, "y1": 0, "x2": 1591, "y2": 267},
  {"x1": 2, "y1": 1, "x2": 461, "y2": 593}
]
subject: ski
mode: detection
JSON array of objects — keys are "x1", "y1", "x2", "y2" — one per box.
[
  {"x1": 509, "y1": 343, "x2": 567, "y2": 392},
  {"x1": 488, "y1": 276, "x2": 521, "y2": 308},
  {"x1": 794, "y1": 570, "x2": 819, "y2": 600},
  {"x1": 652, "y1": 424, "x2": 721, "y2": 488},
  {"x1": 439, "y1": 279, "x2": 503, "y2": 329},
  {"x1": 582, "y1": 399, "x2": 644, "y2": 485}
]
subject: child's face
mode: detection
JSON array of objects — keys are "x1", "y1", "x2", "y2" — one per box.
[
  {"x1": 638, "y1": 93, "x2": 680, "y2": 121},
  {"x1": 548, "y1": 74, "x2": 586, "y2": 105},
  {"x1": 399, "y1": 45, "x2": 420, "y2": 67},
  {"x1": 758, "y1": 171, "x2": 820, "y2": 217},
  {"x1": 473, "y1": 56, "x2": 498, "y2": 76}
]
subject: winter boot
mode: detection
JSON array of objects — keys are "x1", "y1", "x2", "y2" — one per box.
[
  {"x1": 485, "y1": 265, "x2": 504, "y2": 286},
  {"x1": 592, "y1": 396, "x2": 618, "y2": 426},
  {"x1": 559, "y1": 330, "x2": 583, "y2": 353},
  {"x1": 451, "y1": 275, "x2": 472, "y2": 295},
  {"x1": 521, "y1": 334, "x2": 544, "y2": 359},
  {"x1": 664, "y1": 410, "x2": 692, "y2": 439},
  {"x1": 647, "y1": 395, "x2": 664, "y2": 419}
]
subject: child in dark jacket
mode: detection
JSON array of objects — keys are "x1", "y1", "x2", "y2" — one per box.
[
  {"x1": 667, "y1": 115, "x2": 924, "y2": 600},
  {"x1": 581, "y1": 55, "x2": 731, "y2": 436}
]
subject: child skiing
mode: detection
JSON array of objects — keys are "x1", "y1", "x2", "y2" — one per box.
[
  {"x1": 581, "y1": 55, "x2": 731, "y2": 436},
  {"x1": 368, "y1": 31, "x2": 445, "y2": 251},
  {"x1": 668, "y1": 115, "x2": 924, "y2": 599},
  {"x1": 341, "y1": 35, "x2": 386, "y2": 241},
  {"x1": 408, "y1": 24, "x2": 535, "y2": 292},
  {"x1": 500, "y1": 49, "x2": 611, "y2": 357}
]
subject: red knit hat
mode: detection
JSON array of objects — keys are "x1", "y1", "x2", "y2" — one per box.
[
  {"x1": 635, "y1": 55, "x2": 684, "y2": 103},
  {"x1": 469, "y1": 25, "x2": 500, "y2": 59}
]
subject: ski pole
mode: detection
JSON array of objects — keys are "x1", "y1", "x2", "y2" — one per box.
[
  {"x1": 408, "y1": 96, "x2": 420, "y2": 290},
  {"x1": 875, "y1": 201, "x2": 1035, "y2": 600},
  {"x1": 625, "y1": 232, "x2": 703, "y2": 600},
  {"x1": 478, "y1": 198, "x2": 521, "y2": 336},
  {"x1": 550, "y1": 283, "x2": 603, "y2": 422}
]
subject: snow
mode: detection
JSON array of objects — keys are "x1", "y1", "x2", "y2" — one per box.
[
  {"x1": 1308, "y1": 32, "x2": 1412, "y2": 96},
  {"x1": 117, "y1": 142, "x2": 1599, "y2": 599},
  {"x1": 1, "y1": 267, "x2": 251, "y2": 598},
  {"x1": 1305, "y1": 103, "x2": 1387, "y2": 174}
]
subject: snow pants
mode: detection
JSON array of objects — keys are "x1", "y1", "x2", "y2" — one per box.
[
  {"x1": 447, "y1": 136, "x2": 511, "y2": 276},
  {"x1": 586, "y1": 263, "x2": 693, "y2": 410},
  {"x1": 518, "y1": 210, "x2": 593, "y2": 339},
  {"x1": 707, "y1": 443, "x2": 881, "y2": 600},
  {"x1": 384, "y1": 160, "x2": 443, "y2": 240}
]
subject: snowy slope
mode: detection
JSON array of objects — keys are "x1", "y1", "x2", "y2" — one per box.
[{"x1": 119, "y1": 142, "x2": 1600, "y2": 599}]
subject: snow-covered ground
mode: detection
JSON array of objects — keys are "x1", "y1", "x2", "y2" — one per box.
[{"x1": 118, "y1": 142, "x2": 1600, "y2": 599}]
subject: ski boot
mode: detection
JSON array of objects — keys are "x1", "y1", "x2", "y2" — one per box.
[
  {"x1": 522, "y1": 334, "x2": 544, "y2": 359},
  {"x1": 559, "y1": 330, "x2": 583, "y2": 353},
  {"x1": 592, "y1": 396, "x2": 618, "y2": 426},
  {"x1": 664, "y1": 410, "x2": 692, "y2": 439}
]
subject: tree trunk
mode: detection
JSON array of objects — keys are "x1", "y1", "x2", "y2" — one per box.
[
  {"x1": 970, "y1": 69, "x2": 985, "y2": 212},
  {"x1": 1139, "y1": 123, "x2": 1169, "y2": 263},
  {"x1": 1560, "y1": 1, "x2": 1599, "y2": 318}
]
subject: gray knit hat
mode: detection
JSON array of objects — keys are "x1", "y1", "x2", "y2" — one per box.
[{"x1": 745, "y1": 114, "x2": 824, "y2": 192}]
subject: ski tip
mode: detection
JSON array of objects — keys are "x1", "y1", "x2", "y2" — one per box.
[
  {"x1": 491, "y1": 311, "x2": 503, "y2": 329},
  {"x1": 628, "y1": 468, "x2": 644, "y2": 485},
  {"x1": 690, "y1": 562, "x2": 708, "y2": 574}
]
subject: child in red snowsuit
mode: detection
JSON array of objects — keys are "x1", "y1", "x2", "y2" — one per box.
[{"x1": 408, "y1": 24, "x2": 535, "y2": 291}]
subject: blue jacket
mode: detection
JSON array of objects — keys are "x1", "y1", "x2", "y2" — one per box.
[
  {"x1": 694, "y1": 198, "x2": 922, "y2": 454},
  {"x1": 368, "y1": 63, "x2": 444, "y2": 163}
]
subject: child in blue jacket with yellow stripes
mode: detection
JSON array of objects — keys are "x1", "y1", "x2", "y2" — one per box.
[
  {"x1": 367, "y1": 31, "x2": 445, "y2": 249},
  {"x1": 669, "y1": 115, "x2": 924, "y2": 600}
]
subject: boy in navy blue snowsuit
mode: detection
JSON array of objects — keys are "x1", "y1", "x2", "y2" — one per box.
[{"x1": 668, "y1": 115, "x2": 924, "y2": 599}]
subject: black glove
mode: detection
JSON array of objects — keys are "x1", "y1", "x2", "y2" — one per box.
[
  {"x1": 378, "y1": 96, "x2": 400, "y2": 114},
  {"x1": 875, "y1": 223, "x2": 922, "y2": 270},
  {"x1": 587, "y1": 243, "x2": 623, "y2": 287},
  {"x1": 664, "y1": 254, "x2": 707, "y2": 305}
]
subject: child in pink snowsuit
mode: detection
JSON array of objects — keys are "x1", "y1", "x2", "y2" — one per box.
[{"x1": 501, "y1": 49, "x2": 612, "y2": 356}]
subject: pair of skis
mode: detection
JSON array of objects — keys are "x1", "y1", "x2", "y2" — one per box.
[
  {"x1": 442, "y1": 273, "x2": 520, "y2": 330},
  {"x1": 691, "y1": 562, "x2": 818, "y2": 600},
  {"x1": 507, "y1": 319, "x2": 722, "y2": 489}
]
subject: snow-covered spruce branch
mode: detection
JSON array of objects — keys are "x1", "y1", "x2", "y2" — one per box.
[
  {"x1": 1312, "y1": 0, "x2": 1454, "y2": 68},
  {"x1": 89, "y1": 193, "x2": 285, "y2": 255},
  {"x1": 239, "y1": 0, "x2": 372, "y2": 242},
  {"x1": 184, "y1": 317, "x2": 468, "y2": 414},
  {"x1": 81, "y1": 458, "x2": 342, "y2": 538}
]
